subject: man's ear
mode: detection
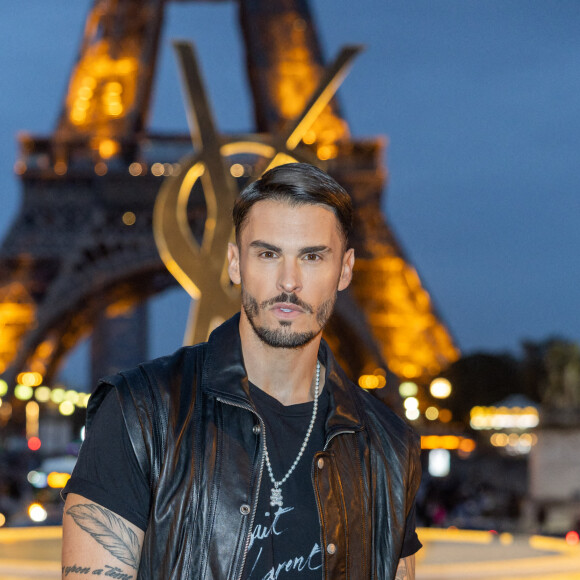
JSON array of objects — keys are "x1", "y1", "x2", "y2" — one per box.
[
  {"x1": 338, "y1": 248, "x2": 355, "y2": 291},
  {"x1": 227, "y1": 242, "x2": 241, "y2": 285}
]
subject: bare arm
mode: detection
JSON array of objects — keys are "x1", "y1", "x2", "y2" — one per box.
[
  {"x1": 62, "y1": 493, "x2": 145, "y2": 579},
  {"x1": 395, "y1": 554, "x2": 415, "y2": 580}
]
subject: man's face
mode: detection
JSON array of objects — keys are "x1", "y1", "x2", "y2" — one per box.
[{"x1": 228, "y1": 199, "x2": 354, "y2": 349}]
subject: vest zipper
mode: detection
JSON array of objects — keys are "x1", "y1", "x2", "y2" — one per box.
[{"x1": 215, "y1": 396, "x2": 266, "y2": 580}]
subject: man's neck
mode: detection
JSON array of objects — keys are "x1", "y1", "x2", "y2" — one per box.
[{"x1": 239, "y1": 315, "x2": 323, "y2": 406}]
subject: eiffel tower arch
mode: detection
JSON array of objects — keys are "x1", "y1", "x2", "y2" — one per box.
[{"x1": 0, "y1": 0, "x2": 458, "y2": 414}]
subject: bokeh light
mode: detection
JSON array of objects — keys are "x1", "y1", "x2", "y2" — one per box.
[
  {"x1": 399, "y1": 381, "x2": 418, "y2": 398},
  {"x1": 430, "y1": 377, "x2": 452, "y2": 399},
  {"x1": 28, "y1": 436, "x2": 42, "y2": 451},
  {"x1": 28, "y1": 503, "x2": 47, "y2": 523},
  {"x1": 14, "y1": 384, "x2": 33, "y2": 400}
]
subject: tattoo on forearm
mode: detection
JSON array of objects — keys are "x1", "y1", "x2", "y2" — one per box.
[
  {"x1": 66, "y1": 504, "x2": 140, "y2": 569},
  {"x1": 62, "y1": 564, "x2": 133, "y2": 578},
  {"x1": 62, "y1": 565, "x2": 90, "y2": 575},
  {"x1": 395, "y1": 555, "x2": 415, "y2": 580}
]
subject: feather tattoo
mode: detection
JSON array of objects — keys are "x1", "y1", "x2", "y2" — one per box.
[{"x1": 67, "y1": 504, "x2": 140, "y2": 569}]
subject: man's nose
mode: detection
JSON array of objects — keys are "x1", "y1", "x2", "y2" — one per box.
[{"x1": 277, "y1": 258, "x2": 302, "y2": 293}]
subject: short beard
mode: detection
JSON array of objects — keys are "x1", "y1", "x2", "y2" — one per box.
[{"x1": 242, "y1": 289, "x2": 336, "y2": 349}]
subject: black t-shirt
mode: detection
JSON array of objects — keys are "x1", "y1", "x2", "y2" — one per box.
[
  {"x1": 64, "y1": 383, "x2": 421, "y2": 572},
  {"x1": 243, "y1": 383, "x2": 328, "y2": 579}
]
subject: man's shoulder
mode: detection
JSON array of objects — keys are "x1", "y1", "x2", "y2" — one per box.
[
  {"x1": 321, "y1": 339, "x2": 417, "y2": 442},
  {"x1": 355, "y1": 386, "x2": 419, "y2": 447},
  {"x1": 356, "y1": 387, "x2": 403, "y2": 425},
  {"x1": 98, "y1": 343, "x2": 208, "y2": 400},
  {"x1": 137, "y1": 343, "x2": 208, "y2": 379}
]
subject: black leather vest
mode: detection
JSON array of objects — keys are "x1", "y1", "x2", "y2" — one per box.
[{"x1": 88, "y1": 314, "x2": 421, "y2": 579}]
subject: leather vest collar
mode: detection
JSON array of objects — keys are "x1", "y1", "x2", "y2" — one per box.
[{"x1": 202, "y1": 313, "x2": 363, "y2": 433}]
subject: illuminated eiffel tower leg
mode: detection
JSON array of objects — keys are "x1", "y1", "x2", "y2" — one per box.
[
  {"x1": 239, "y1": 0, "x2": 459, "y2": 392},
  {"x1": 0, "y1": 0, "x2": 169, "y2": 390},
  {"x1": 90, "y1": 302, "x2": 149, "y2": 388}
]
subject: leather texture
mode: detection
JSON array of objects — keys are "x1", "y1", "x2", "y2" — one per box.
[{"x1": 91, "y1": 313, "x2": 421, "y2": 579}]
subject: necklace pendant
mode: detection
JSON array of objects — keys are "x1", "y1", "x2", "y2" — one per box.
[{"x1": 270, "y1": 487, "x2": 283, "y2": 508}]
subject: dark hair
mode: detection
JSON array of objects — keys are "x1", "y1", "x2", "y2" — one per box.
[{"x1": 233, "y1": 163, "x2": 353, "y2": 247}]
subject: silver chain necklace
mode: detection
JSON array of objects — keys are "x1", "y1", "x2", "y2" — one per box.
[{"x1": 263, "y1": 360, "x2": 320, "y2": 508}]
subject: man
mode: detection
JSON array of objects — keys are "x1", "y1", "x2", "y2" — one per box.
[{"x1": 62, "y1": 163, "x2": 422, "y2": 579}]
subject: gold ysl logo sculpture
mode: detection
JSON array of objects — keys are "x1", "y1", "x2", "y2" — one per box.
[{"x1": 153, "y1": 41, "x2": 361, "y2": 345}]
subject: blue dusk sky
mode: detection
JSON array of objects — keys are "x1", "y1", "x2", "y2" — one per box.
[{"x1": 1, "y1": 1, "x2": 579, "y2": 385}]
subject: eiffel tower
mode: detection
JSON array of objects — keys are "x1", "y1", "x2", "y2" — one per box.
[{"x1": 0, "y1": 0, "x2": 458, "y2": 416}]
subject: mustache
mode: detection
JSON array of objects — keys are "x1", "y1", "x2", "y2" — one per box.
[{"x1": 260, "y1": 292, "x2": 314, "y2": 314}]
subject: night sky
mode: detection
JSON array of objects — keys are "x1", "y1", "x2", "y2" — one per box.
[{"x1": 1, "y1": 1, "x2": 579, "y2": 386}]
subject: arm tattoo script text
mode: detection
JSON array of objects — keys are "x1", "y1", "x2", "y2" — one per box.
[{"x1": 62, "y1": 564, "x2": 133, "y2": 578}]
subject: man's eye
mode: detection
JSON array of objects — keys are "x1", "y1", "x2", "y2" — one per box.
[
  {"x1": 305, "y1": 253, "x2": 321, "y2": 261},
  {"x1": 260, "y1": 251, "x2": 276, "y2": 259}
]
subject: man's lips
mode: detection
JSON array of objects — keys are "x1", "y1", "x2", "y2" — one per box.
[
  {"x1": 260, "y1": 293, "x2": 314, "y2": 314},
  {"x1": 271, "y1": 303, "x2": 304, "y2": 313}
]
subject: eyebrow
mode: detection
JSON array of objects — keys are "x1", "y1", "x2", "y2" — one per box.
[
  {"x1": 249, "y1": 240, "x2": 282, "y2": 253},
  {"x1": 248, "y1": 241, "x2": 332, "y2": 255},
  {"x1": 299, "y1": 245, "x2": 332, "y2": 255}
]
